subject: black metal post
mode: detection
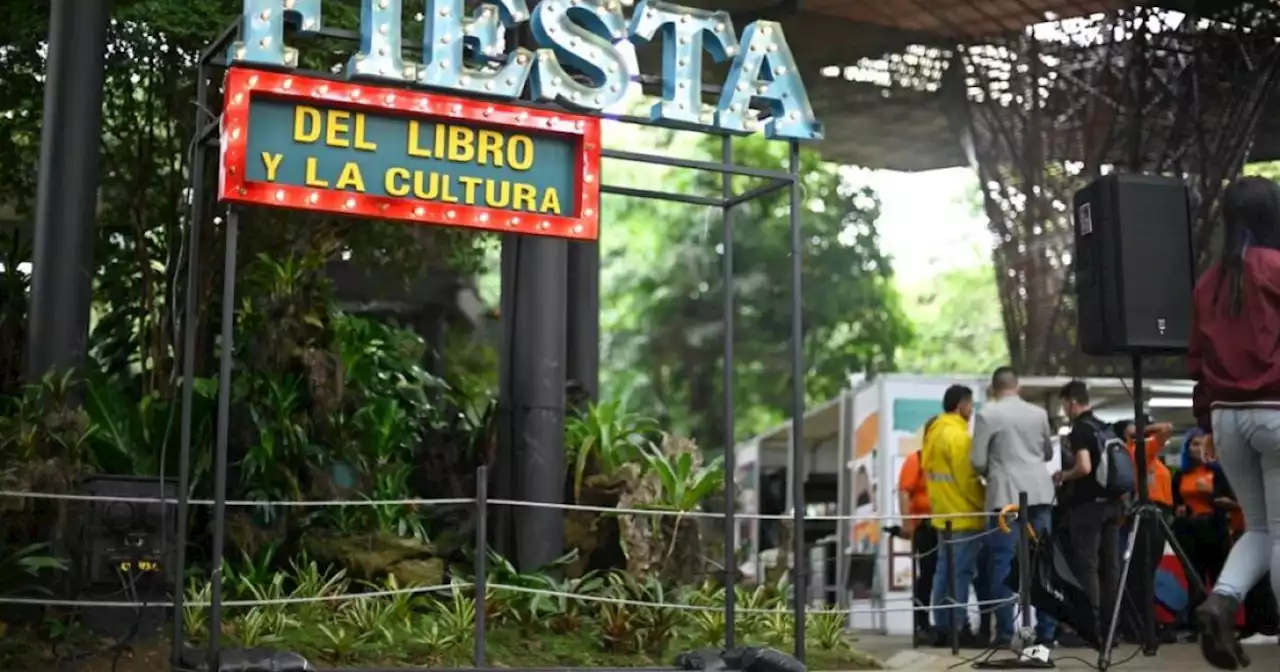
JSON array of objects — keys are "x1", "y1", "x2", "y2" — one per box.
[
  {"x1": 207, "y1": 209, "x2": 240, "y2": 670},
  {"x1": 721, "y1": 134, "x2": 737, "y2": 649},
  {"x1": 910, "y1": 526, "x2": 919, "y2": 649},
  {"x1": 26, "y1": 0, "x2": 111, "y2": 379},
  {"x1": 474, "y1": 465, "x2": 489, "y2": 667},
  {"x1": 494, "y1": 237, "x2": 517, "y2": 559},
  {"x1": 172, "y1": 65, "x2": 210, "y2": 668},
  {"x1": 1132, "y1": 354, "x2": 1157, "y2": 656},
  {"x1": 1018, "y1": 492, "x2": 1032, "y2": 639},
  {"x1": 945, "y1": 521, "x2": 958, "y2": 656},
  {"x1": 788, "y1": 141, "x2": 806, "y2": 660},
  {"x1": 512, "y1": 236, "x2": 568, "y2": 571}
]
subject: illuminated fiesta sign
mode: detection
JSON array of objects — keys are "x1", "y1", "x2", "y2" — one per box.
[
  {"x1": 230, "y1": 0, "x2": 822, "y2": 140},
  {"x1": 219, "y1": 1, "x2": 820, "y2": 240}
]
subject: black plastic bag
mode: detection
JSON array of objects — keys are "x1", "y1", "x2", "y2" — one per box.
[
  {"x1": 1007, "y1": 531, "x2": 1099, "y2": 648},
  {"x1": 741, "y1": 647, "x2": 806, "y2": 672},
  {"x1": 217, "y1": 648, "x2": 315, "y2": 672},
  {"x1": 675, "y1": 646, "x2": 804, "y2": 672}
]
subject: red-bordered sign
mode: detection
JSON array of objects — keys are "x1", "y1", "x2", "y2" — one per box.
[{"x1": 218, "y1": 67, "x2": 602, "y2": 240}]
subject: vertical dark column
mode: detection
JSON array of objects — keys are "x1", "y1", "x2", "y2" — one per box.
[
  {"x1": 26, "y1": 0, "x2": 111, "y2": 378},
  {"x1": 512, "y1": 236, "x2": 568, "y2": 571},
  {"x1": 494, "y1": 236, "x2": 518, "y2": 559},
  {"x1": 565, "y1": 241, "x2": 600, "y2": 403}
]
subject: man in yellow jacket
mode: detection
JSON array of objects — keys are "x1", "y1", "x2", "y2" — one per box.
[{"x1": 923, "y1": 384, "x2": 987, "y2": 646}]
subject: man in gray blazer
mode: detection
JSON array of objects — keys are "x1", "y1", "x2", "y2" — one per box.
[{"x1": 971, "y1": 367, "x2": 1058, "y2": 647}]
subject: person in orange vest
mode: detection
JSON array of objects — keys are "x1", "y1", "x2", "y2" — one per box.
[
  {"x1": 1173, "y1": 428, "x2": 1239, "y2": 611},
  {"x1": 1113, "y1": 418, "x2": 1175, "y2": 641},
  {"x1": 1115, "y1": 419, "x2": 1175, "y2": 510},
  {"x1": 898, "y1": 417, "x2": 937, "y2": 640}
]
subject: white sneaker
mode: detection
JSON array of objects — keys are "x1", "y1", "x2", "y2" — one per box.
[{"x1": 1238, "y1": 633, "x2": 1278, "y2": 646}]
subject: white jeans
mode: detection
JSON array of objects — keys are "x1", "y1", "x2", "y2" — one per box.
[{"x1": 1211, "y1": 407, "x2": 1280, "y2": 603}]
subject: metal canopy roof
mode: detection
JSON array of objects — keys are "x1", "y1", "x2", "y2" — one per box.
[{"x1": 635, "y1": 0, "x2": 1270, "y2": 170}]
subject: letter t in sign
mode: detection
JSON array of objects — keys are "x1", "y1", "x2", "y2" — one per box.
[
  {"x1": 230, "y1": 0, "x2": 323, "y2": 68},
  {"x1": 628, "y1": 0, "x2": 739, "y2": 126}
]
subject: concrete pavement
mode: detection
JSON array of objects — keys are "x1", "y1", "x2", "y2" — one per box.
[{"x1": 852, "y1": 634, "x2": 1280, "y2": 670}]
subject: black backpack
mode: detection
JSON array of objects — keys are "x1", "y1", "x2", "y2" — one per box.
[{"x1": 1085, "y1": 418, "x2": 1136, "y2": 497}]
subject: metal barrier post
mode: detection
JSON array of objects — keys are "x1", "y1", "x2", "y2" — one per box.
[
  {"x1": 911, "y1": 519, "x2": 919, "y2": 649},
  {"x1": 1017, "y1": 492, "x2": 1032, "y2": 643},
  {"x1": 944, "y1": 520, "x2": 958, "y2": 656},
  {"x1": 474, "y1": 465, "x2": 488, "y2": 667}
]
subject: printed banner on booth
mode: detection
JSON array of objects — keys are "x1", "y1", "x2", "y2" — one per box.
[{"x1": 219, "y1": 68, "x2": 601, "y2": 240}]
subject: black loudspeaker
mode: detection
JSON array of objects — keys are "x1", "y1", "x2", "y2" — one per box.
[
  {"x1": 1072, "y1": 173, "x2": 1194, "y2": 355},
  {"x1": 79, "y1": 475, "x2": 176, "y2": 588}
]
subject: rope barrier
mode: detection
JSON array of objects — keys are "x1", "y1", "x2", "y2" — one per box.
[
  {"x1": 0, "y1": 490, "x2": 1008, "y2": 523},
  {"x1": 0, "y1": 581, "x2": 1013, "y2": 617},
  {"x1": 487, "y1": 582, "x2": 1017, "y2": 616},
  {"x1": 0, "y1": 582, "x2": 466, "y2": 610},
  {"x1": 0, "y1": 491, "x2": 475, "y2": 508}
]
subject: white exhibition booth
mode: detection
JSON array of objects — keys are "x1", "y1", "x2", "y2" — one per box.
[{"x1": 733, "y1": 373, "x2": 1195, "y2": 636}]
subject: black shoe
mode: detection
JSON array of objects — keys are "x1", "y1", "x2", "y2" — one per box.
[
  {"x1": 914, "y1": 627, "x2": 934, "y2": 646},
  {"x1": 1195, "y1": 593, "x2": 1251, "y2": 670}
]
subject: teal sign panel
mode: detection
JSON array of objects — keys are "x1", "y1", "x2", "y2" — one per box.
[{"x1": 244, "y1": 98, "x2": 577, "y2": 216}]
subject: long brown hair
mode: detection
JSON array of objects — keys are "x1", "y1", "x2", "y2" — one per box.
[{"x1": 1215, "y1": 177, "x2": 1280, "y2": 315}]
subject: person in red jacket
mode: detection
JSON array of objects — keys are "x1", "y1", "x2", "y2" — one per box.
[{"x1": 1190, "y1": 176, "x2": 1280, "y2": 670}]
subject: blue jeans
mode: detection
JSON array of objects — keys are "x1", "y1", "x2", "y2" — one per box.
[
  {"x1": 933, "y1": 530, "x2": 983, "y2": 633},
  {"x1": 986, "y1": 504, "x2": 1056, "y2": 641}
]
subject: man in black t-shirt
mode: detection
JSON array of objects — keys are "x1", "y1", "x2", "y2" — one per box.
[{"x1": 1056, "y1": 381, "x2": 1122, "y2": 639}]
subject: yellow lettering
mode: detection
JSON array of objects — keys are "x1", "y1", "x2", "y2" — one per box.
[
  {"x1": 441, "y1": 175, "x2": 459, "y2": 203},
  {"x1": 335, "y1": 162, "x2": 365, "y2": 192},
  {"x1": 434, "y1": 124, "x2": 447, "y2": 159},
  {"x1": 539, "y1": 187, "x2": 561, "y2": 215},
  {"x1": 385, "y1": 168, "x2": 410, "y2": 197},
  {"x1": 477, "y1": 130, "x2": 504, "y2": 167},
  {"x1": 512, "y1": 183, "x2": 537, "y2": 211},
  {"x1": 485, "y1": 181, "x2": 511, "y2": 208},
  {"x1": 260, "y1": 152, "x2": 283, "y2": 182},
  {"x1": 447, "y1": 126, "x2": 475, "y2": 163},
  {"x1": 305, "y1": 157, "x2": 329, "y2": 187},
  {"x1": 293, "y1": 106, "x2": 321, "y2": 143},
  {"x1": 508, "y1": 135, "x2": 534, "y2": 170},
  {"x1": 325, "y1": 109, "x2": 352, "y2": 148},
  {"x1": 459, "y1": 176, "x2": 483, "y2": 204},
  {"x1": 413, "y1": 172, "x2": 441, "y2": 200},
  {"x1": 353, "y1": 113, "x2": 378, "y2": 151},
  {"x1": 407, "y1": 121, "x2": 432, "y2": 158}
]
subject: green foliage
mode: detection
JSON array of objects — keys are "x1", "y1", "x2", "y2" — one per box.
[
  {"x1": 895, "y1": 262, "x2": 1009, "y2": 375},
  {"x1": 602, "y1": 132, "x2": 910, "y2": 450},
  {"x1": 0, "y1": 543, "x2": 67, "y2": 597},
  {"x1": 566, "y1": 400, "x2": 657, "y2": 499},
  {"x1": 636, "y1": 442, "x2": 725, "y2": 512}
]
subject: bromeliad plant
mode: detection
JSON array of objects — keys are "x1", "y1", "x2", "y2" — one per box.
[
  {"x1": 566, "y1": 400, "x2": 657, "y2": 500},
  {"x1": 636, "y1": 442, "x2": 725, "y2": 513}
]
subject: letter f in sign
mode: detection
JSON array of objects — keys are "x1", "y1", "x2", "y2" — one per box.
[{"x1": 230, "y1": 0, "x2": 323, "y2": 67}]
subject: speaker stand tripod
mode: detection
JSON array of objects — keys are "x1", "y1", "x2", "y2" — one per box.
[{"x1": 1097, "y1": 502, "x2": 1205, "y2": 671}]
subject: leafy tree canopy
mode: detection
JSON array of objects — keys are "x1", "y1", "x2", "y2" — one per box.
[{"x1": 598, "y1": 128, "x2": 911, "y2": 451}]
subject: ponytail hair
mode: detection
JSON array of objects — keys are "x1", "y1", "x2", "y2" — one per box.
[{"x1": 1215, "y1": 177, "x2": 1280, "y2": 315}]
